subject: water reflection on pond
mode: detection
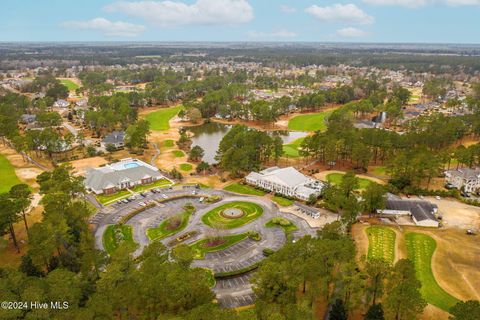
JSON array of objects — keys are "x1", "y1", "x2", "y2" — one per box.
[{"x1": 188, "y1": 122, "x2": 307, "y2": 164}]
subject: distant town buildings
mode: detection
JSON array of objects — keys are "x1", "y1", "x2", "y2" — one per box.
[{"x1": 246, "y1": 166, "x2": 324, "y2": 201}]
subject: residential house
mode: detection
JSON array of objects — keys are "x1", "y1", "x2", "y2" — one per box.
[
  {"x1": 101, "y1": 131, "x2": 125, "y2": 149},
  {"x1": 53, "y1": 99, "x2": 70, "y2": 108},
  {"x1": 445, "y1": 168, "x2": 480, "y2": 194}
]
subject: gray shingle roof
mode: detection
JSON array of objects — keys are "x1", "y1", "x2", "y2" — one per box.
[
  {"x1": 385, "y1": 199, "x2": 437, "y2": 222},
  {"x1": 102, "y1": 131, "x2": 125, "y2": 144},
  {"x1": 85, "y1": 165, "x2": 162, "y2": 191}
]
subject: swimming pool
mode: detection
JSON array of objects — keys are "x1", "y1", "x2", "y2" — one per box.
[{"x1": 124, "y1": 162, "x2": 140, "y2": 169}]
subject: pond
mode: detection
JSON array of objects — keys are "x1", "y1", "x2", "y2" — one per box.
[{"x1": 188, "y1": 122, "x2": 307, "y2": 164}]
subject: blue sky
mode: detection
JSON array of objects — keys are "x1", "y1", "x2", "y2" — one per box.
[{"x1": 1, "y1": 0, "x2": 479, "y2": 43}]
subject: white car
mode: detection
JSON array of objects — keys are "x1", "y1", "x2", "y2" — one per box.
[
  {"x1": 161, "y1": 194, "x2": 168, "y2": 199},
  {"x1": 139, "y1": 202, "x2": 147, "y2": 207},
  {"x1": 435, "y1": 196, "x2": 441, "y2": 200}
]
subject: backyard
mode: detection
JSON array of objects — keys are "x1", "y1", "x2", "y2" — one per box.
[
  {"x1": 145, "y1": 105, "x2": 183, "y2": 131},
  {"x1": 405, "y1": 232, "x2": 459, "y2": 312}
]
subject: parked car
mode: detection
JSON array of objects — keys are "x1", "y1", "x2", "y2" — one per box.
[
  {"x1": 466, "y1": 229, "x2": 475, "y2": 235},
  {"x1": 128, "y1": 196, "x2": 136, "y2": 201},
  {"x1": 138, "y1": 202, "x2": 146, "y2": 207},
  {"x1": 435, "y1": 196, "x2": 441, "y2": 200},
  {"x1": 122, "y1": 199, "x2": 129, "y2": 204}
]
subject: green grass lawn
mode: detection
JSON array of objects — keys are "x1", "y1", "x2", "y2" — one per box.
[
  {"x1": 326, "y1": 173, "x2": 372, "y2": 189},
  {"x1": 202, "y1": 201, "x2": 264, "y2": 229},
  {"x1": 59, "y1": 79, "x2": 80, "y2": 91},
  {"x1": 371, "y1": 166, "x2": 388, "y2": 176},
  {"x1": 0, "y1": 155, "x2": 22, "y2": 193},
  {"x1": 145, "y1": 106, "x2": 183, "y2": 131},
  {"x1": 288, "y1": 110, "x2": 333, "y2": 132},
  {"x1": 405, "y1": 232, "x2": 459, "y2": 312},
  {"x1": 272, "y1": 196, "x2": 294, "y2": 207},
  {"x1": 266, "y1": 217, "x2": 298, "y2": 242},
  {"x1": 95, "y1": 189, "x2": 131, "y2": 205},
  {"x1": 146, "y1": 210, "x2": 192, "y2": 241},
  {"x1": 282, "y1": 137, "x2": 305, "y2": 158},
  {"x1": 172, "y1": 150, "x2": 185, "y2": 157},
  {"x1": 366, "y1": 226, "x2": 396, "y2": 263},
  {"x1": 102, "y1": 225, "x2": 135, "y2": 254},
  {"x1": 189, "y1": 233, "x2": 249, "y2": 259},
  {"x1": 163, "y1": 139, "x2": 174, "y2": 147},
  {"x1": 130, "y1": 178, "x2": 171, "y2": 193},
  {"x1": 179, "y1": 163, "x2": 193, "y2": 171},
  {"x1": 223, "y1": 183, "x2": 266, "y2": 196}
]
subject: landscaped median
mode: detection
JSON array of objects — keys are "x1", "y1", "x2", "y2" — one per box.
[
  {"x1": 366, "y1": 225, "x2": 396, "y2": 263},
  {"x1": 95, "y1": 189, "x2": 131, "y2": 206},
  {"x1": 189, "y1": 233, "x2": 249, "y2": 259},
  {"x1": 146, "y1": 210, "x2": 192, "y2": 241},
  {"x1": 265, "y1": 217, "x2": 297, "y2": 242},
  {"x1": 405, "y1": 232, "x2": 459, "y2": 312},
  {"x1": 102, "y1": 224, "x2": 136, "y2": 254},
  {"x1": 201, "y1": 201, "x2": 264, "y2": 229}
]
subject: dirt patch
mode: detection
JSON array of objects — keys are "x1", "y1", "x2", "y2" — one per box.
[
  {"x1": 66, "y1": 156, "x2": 108, "y2": 176},
  {"x1": 424, "y1": 196, "x2": 480, "y2": 230},
  {"x1": 421, "y1": 304, "x2": 450, "y2": 320}
]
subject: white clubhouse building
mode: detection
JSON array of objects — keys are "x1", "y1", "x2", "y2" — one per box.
[{"x1": 246, "y1": 166, "x2": 324, "y2": 201}]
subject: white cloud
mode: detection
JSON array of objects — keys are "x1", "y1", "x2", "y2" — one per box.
[
  {"x1": 336, "y1": 27, "x2": 368, "y2": 38},
  {"x1": 445, "y1": 0, "x2": 480, "y2": 5},
  {"x1": 105, "y1": 0, "x2": 254, "y2": 27},
  {"x1": 363, "y1": 0, "x2": 480, "y2": 7},
  {"x1": 306, "y1": 3, "x2": 374, "y2": 25},
  {"x1": 61, "y1": 18, "x2": 146, "y2": 37},
  {"x1": 247, "y1": 30, "x2": 297, "y2": 39},
  {"x1": 280, "y1": 4, "x2": 297, "y2": 13}
]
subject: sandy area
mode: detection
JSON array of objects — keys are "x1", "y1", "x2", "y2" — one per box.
[
  {"x1": 0, "y1": 144, "x2": 43, "y2": 190},
  {"x1": 423, "y1": 196, "x2": 480, "y2": 230},
  {"x1": 67, "y1": 156, "x2": 108, "y2": 176}
]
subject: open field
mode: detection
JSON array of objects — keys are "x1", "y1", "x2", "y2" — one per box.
[
  {"x1": 287, "y1": 110, "x2": 333, "y2": 132},
  {"x1": 144, "y1": 106, "x2": 183, "y2": 131},
  {"x1": 102, "y1": 225, "x2": 135, "y2": 254},
  {"x1": 366, "y1": 226, "x2": 396, "y2": 263},
  {"x1": 326, "y1": 173, "x2": 373, "y2": 189},
  {"x1": 96, "y1": 189, "x2": 131, "y2": 205},
  {"x1": 223, "y1": 183, "x2": 266, "y2": 196},
  {"x1": 172, "y1": 150, "x2": 185, "y2": 157},
  {"x1": 0, "y1": 154, "x2": 22, "y2": 193},
  {"x1": 189, "y1": 233, "x2": 249, "y2": 259},
  {"x1": 179, "y1": 163, "x2": 193, "y2": 171},
  {"x1": 202, "y1": 201, "x2": 264, "y2": 229},
  {"x1": 405, "y1": 232, "x2": 459, "y2": 312},
  {"x1": 59, "y1": 79, "x2": 80, "y2": 91},
  {"x1": 146, "y1": 211, "x2": 191, "y2": 241},
  {"x1": 282, "y1": 137, "x2": 305, "y2": 158}
]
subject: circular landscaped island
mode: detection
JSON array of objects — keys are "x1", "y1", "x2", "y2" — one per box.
[{"x1": 202, "y1": 201, "x2": 264, "y2": 229}]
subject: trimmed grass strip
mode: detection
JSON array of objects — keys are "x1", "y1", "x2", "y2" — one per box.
[
  {"x1": 189, "y1": 233, "x2": 249, "y2": 259},
  {"x1": 366, "y1": 226, "x2": 396, "y2": 263},
  {"x1": 405, "y1": 232, "x2": 459, "y2": 312},
  {"x1": 223, "y1": 183, "x2": 266, "y2": 196},
  {"x1": 145, "y1": 106, "x2": 183, "y2": 131}
]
